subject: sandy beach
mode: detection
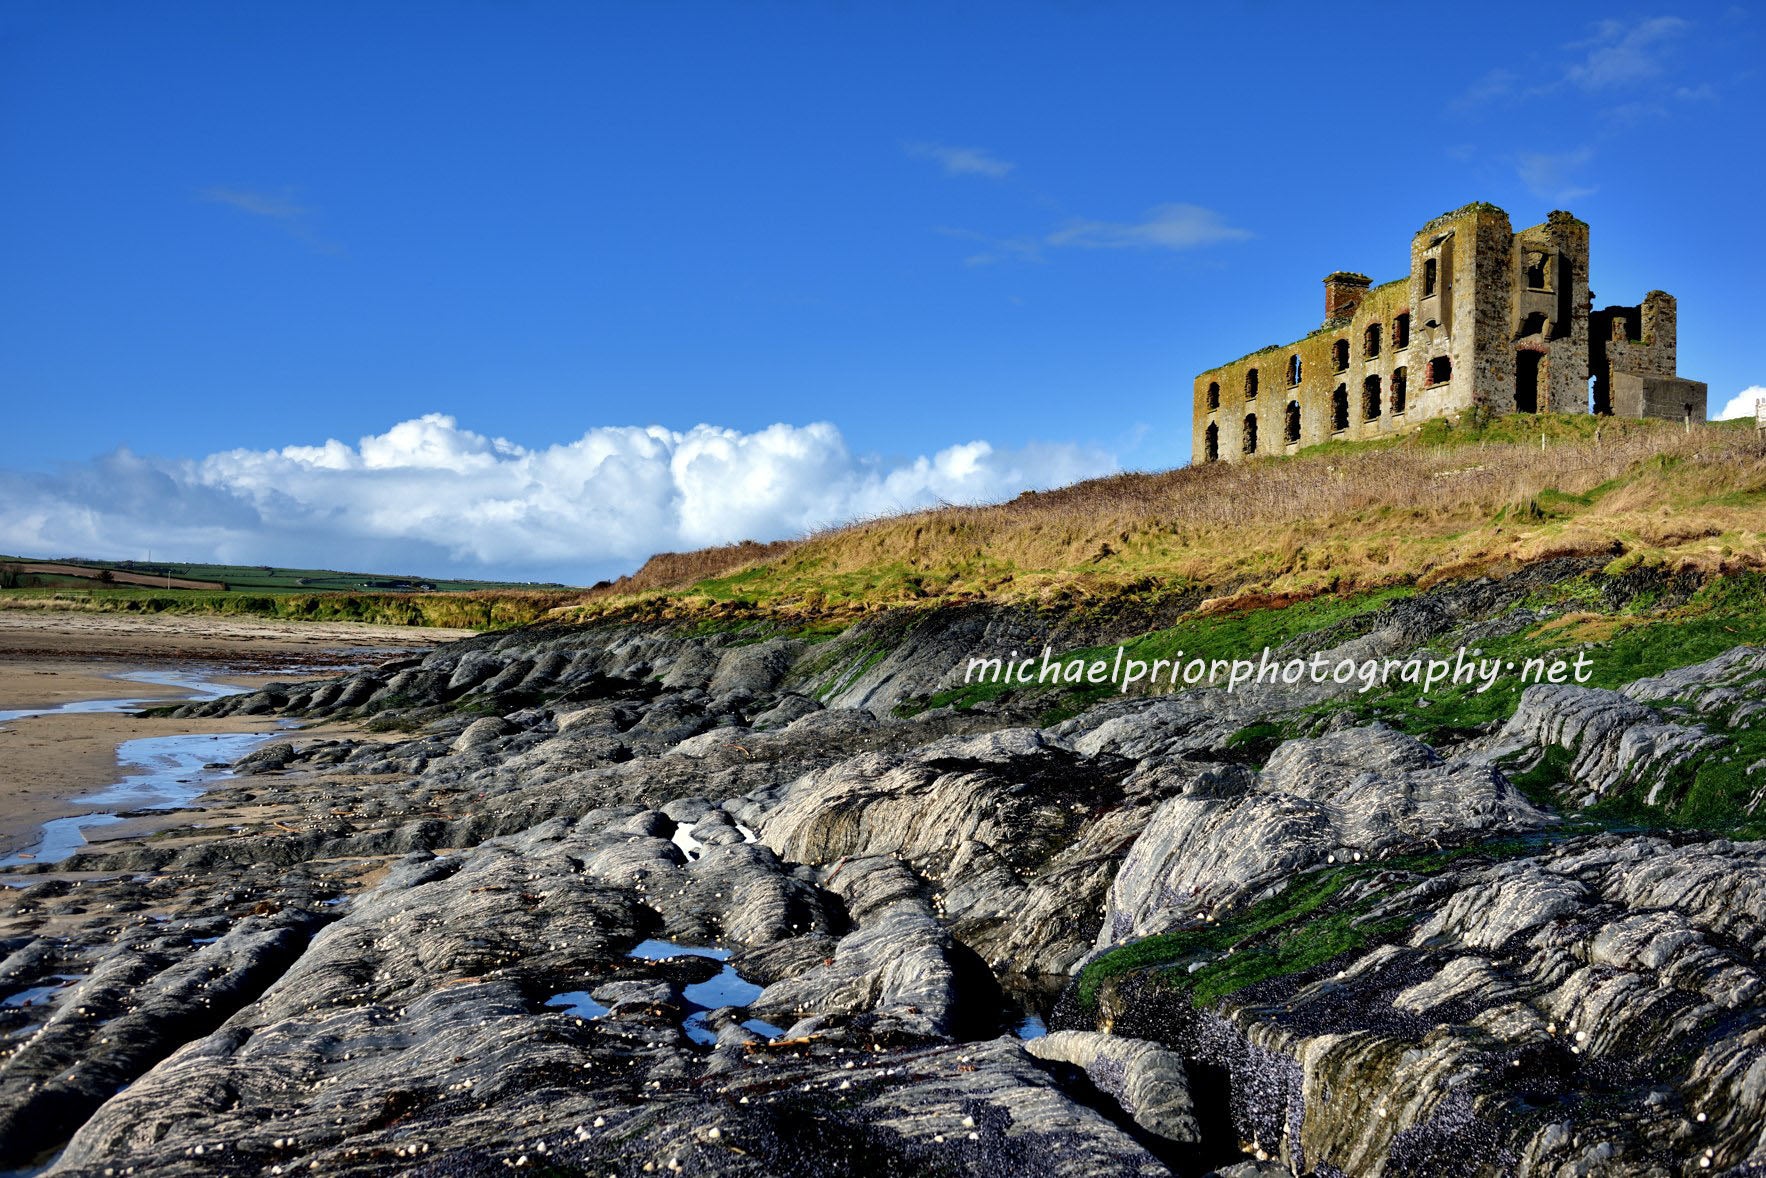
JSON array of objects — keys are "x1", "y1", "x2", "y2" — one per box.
[{"x1": 0, "y1": 609, "x2": 472, "y2": 859}]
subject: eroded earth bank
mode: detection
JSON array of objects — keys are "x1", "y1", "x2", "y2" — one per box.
[{"x1": 4, "y1": 565, "x2": 1766, "y2": 1176}]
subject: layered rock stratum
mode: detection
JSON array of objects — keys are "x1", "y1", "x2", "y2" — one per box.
[{"x1": 4, "y1": 564, "x2": 1766, "y2": 1176}]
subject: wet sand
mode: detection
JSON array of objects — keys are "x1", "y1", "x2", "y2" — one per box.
[{"x1": 0, "y1": 610, "x2": 471, "y2": 860}]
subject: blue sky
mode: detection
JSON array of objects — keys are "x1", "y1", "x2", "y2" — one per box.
[{"x1": 2, "y1": 2, "x2": 1760, "y2": 582}]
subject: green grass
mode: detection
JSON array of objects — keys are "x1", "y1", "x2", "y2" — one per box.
[
  {"x1": 1317, "y1": 570, "x2": 1766, "y2": 837},
  {"x1": 1324, "y1": 572, "x2": 1766, "y2": 746},
  {"x1": 1066, "y1": 565, "x2": 1766, "y2": 1018},
  {"x1": 896, "y1": 585, "x2": 1416, "y2": 722},
  {"x1": 1503, "y1": 744, "x2": 1578, "y2": 809},
  {"x1": 0, "y1": 554, "x2": 572, "y2": 593},
  {"x1": 0, "y1": 553, "x2": 590, "y2": 630},
  {"x1": 0, "y1": 586, "x2": 566, "y2": 630},
  {"x1": 1077, "y1": 838, "x2": 1546, "y2": 1010}
]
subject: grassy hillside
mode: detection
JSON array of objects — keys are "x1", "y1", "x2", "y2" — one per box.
[
  {"x1": 568, "y1": 414, "x2": 1766, "y2": 623},
  {"x1": 8, "y1": 413, "x2": 1763, "y2": 634}
]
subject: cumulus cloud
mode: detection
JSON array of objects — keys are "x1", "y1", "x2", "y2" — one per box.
[
  {"x1": 1713, "y1": 386, "x2": 1766, "y2": 422},
  {"x1": 0, "y1": 416, "x2": 1117, "y2": 584},
  {"x1": 905, "y1": 142, "x2": 1015, "y2": 179}
]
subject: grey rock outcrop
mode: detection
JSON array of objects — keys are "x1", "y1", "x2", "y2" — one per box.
[
  {"x1": 1103, "y1": 722, "x2": 1548, "y2": 943},
  {"x1": 1025, "y1": 1029, "x2": 1200, "y2": 1145},
  {"x1": 9, "y1": 578, "x2": 1766, "y2": 1175}
]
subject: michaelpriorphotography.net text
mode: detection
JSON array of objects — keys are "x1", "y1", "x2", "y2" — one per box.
[{"x1": 964, "y1": 644, "x2": 1596, "y2": 696}]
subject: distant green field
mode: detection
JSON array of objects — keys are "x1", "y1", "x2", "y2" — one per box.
[
  {"x1": 0, "y1": 555, "x2": 585, "y2": 630},
  {"x1": 0, "y1": 555, "x2": 575, "y2": 593}
]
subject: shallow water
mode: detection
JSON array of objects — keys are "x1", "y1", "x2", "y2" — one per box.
[
  {"x1": 2, "y1": 975, "x2": 84, "y2": 1012},
  {"x1": 669, "y1": 825, "x2": 704, "y2": 860},
  {"x1": 0, "y1": 671, "x2": 275, "y2": 870},
  {"x1": 668, "y1": 820, "x2": 761, "y2": 862},
  {"x1": 0, "y1": 669, "x2": 240, "y2": 725},
  {"x1": 629, "y1": 938, "x2": 779, "y2": 1045},
  {"x1": 545, "y1": 937, "x2": 782, "y2": 1045},
  {"x1": 544, "y1": 991, "x2": 612, "y2": 1019}
]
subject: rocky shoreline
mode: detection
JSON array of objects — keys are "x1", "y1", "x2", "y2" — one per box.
[{"x1": 3, "y1": 571, "x2": 1764, "y2": 1175}]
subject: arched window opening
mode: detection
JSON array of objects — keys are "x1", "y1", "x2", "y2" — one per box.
[
  {"x1": 1393, "y1": 313, "x2": 1410, "y2": 349},
  {"x1": 1204, "y1": 422, "x2": 1218, "y2": 463},
  {"x1": 1333, "y1": 339, "x2": 1350, "y2": 372},
  {"x1": 1391, "y1": 367, "x2": 1407, "y2": 415},
  {"x1": 1363, "y1": 375, "x2": 1382, "y2": 421},
  {"x1": 1287, "y1": 354, "x2": 1302, "y2": 386},
  {"x1": 1245, "y1": 368, "x2": 1259, "y2": 399},
  {"x1": 1331, "y1": 384, "x2": 1349, "y2": 432},
  {"x1": 1206, "y1": 381, "x2": 1220, "y2": 411},
  {"x1": 1424, "y1": 257, "x2": 1438, "y2": 296},
  {"x1": 1242, "y1": 414, "x2": 1258, "y2": 456},
  {"x1": 1364, "y1": 323, "x2": 1381, "y2": 358},
  {"x1": 1285, "y1": 400, "x2": 1301, "y2": 445}
]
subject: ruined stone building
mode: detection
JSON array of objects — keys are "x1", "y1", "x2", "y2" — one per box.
[{"x1": 1191, "y1": 202, "x2": 1707, "y2": 463}]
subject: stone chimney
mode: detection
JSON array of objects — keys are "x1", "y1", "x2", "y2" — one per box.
[{"x1": 1324, "y1": 271, "x2": 1372, "y2": 322}]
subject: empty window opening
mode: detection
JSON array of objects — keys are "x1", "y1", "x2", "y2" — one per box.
[
  {"x1": 1245, "y1": 368, "x2": 1259, "y2": 399},
  {"x1": 1333, "y1": 339, "x2": 1350, "y2": 372},
  {"x1": 1589, "y1": 374, "x2": 1610, "y2": 416},
  {"x1": 1424, "y1": 257, "x2": 1438, "y2": 296},
  {"x1": 1515, "y1": 350, "x2": 1542, "y2": 413},
  {"x1": 1524, "y1": 252, "x2": 1549, "y2": 290},
  {"x1": 1519, "y1": 311, "x2": 1547, "y2": 338},
  {"x1": 1363, "y1": 375, "x2": 1382, "y2": 421},
  {"x1": 1427, "y1": 356, "x2": 1452, "y2": 386},
  {"x1": 1287, "y1": 354, "x2": 1302, "y2": 386},
  {"x1": 1206, "y1": 381, "x2": 1220, "y2": 411},
  {"x1": 1364, "y1": 324, "x2": 1381, "y2": 358},
  {"x1": 1391, "y1": 367, "x2": 1407, "y2": 415},
  {"x1": 1285, "y1": 400, "x2": 1301, "y2": 445},
  {"x1": 1204, "y1": 422, "x2": 1218, "y2": 462},
  {"x1": 1393, "y1": 313, "x2": 1410, "y2": 349},
  {"x1": 1242, "y1": 414, "x2": 1258, "y2": 455},
  {"x1": 1332, "y1": 384, "x2": 1349, "y2": 432}
]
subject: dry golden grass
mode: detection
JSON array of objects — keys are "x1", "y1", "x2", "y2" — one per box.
[
  {"x1": 555, "y1": 416, "x2": 1766, "y2": 623},
  {"x1": 580, "y1": 539, "x2": 801, "y2": 597}
]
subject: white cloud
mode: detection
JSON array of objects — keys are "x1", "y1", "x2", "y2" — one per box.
[
  {"x1": 1516, "y1": 147, "x2": 1597, "y2": 202},
  {"x1": 199, "y1": 187, "x2": 310, "y2": 220},
  {"x1": 935, "y1": 226, "x2": 1045, "y2": 267},
  {"x1": 905, "y1": 142, "x2": 1015, "y2": 179},
  {"x1": 1713, "y1": 386, "x2": 1766, "y2": 421},
  {"x1": 199, "y1": 185, "x2": 342, "y2": 254},
  {"x1": 1565, "y1": 16, "x2": 1689, "y2": 90},
  {"x1": 1451, "y1": 67, "x2": 1517, "y2": 110},
  {"x1": 0, "y1": 415, "x2": 1117, "y2": 584},
  {"x1": 1045, "y1": 204, "x2": 1252, "y2": 251}
]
